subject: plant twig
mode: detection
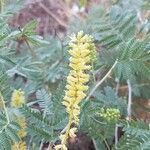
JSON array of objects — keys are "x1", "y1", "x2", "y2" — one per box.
[
  {"x1": 0, "y1": 92, "x2": 10, "y2": 133},
  {"x1": 39, "y1": 103, "x2": 48, "y2": 150},
  {"x1": 24, "y1": 37, "x2": 37, "y2": 59},
  {"x1": 115, "y1": 78, "x2": 120, "y2": 95},
  {"x1": 0, "y1": 0, "x2": 4, "y2": 13},
  {"x1": 92, "y1": 138, "x2": 99, "y2": 150},
  {"x1": 92, "y1": 62, "x2": 96, "y2": 84},
  {"x1": 91, "y1": 117, "x2": 107, "y2": 125},
  {"x1": 115, "y1": 124, "x2": 118, "y2": 148},
  {"x1": 137, "y1": 10, "x2": 144, "y2": 24},
  {"x1": 47, "y1": 143, "x2": 52, "y2": 150},
  {"x1": 39, "y1": 141, "x2": 43, "y2": 150},
  {"x1": 127, "y1": 79, "x2": 132, "y2": 120},
  {"x1": 27, "y1": 136, "x2": 33, "y2": 150},
  {"x1": 18, "y1": 27, "x2": 37, "y2": 59},
  {"x1": 104, "y1": 139, "x2": 110, "y2": 150},
  {"x1": 86, "y1": 59, "x2": 118, "y2": 101}
]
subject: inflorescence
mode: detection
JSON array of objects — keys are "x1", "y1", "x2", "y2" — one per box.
[{"x1": 55, "y1": 31, "x2": 96, "y2": 150}]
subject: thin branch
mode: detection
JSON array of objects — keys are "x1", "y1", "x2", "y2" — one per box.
[
  {"x1": 0, "y1": 92, "x2": 10, "y2": 133},
  {"x1": 91, "y1": 62, "x2": 96, "y2": 84},
  {"x1": 115, "y1": 124, "x2": 118, "y2": 148},
  {"x1": 27, "y1": 136, "x2": 33, "y2": 150},
  {"x1": 127, "y1": 79, "x2": 132, "y2": 121},
  {"x1": 137, "y1": 10, "x2": 144, "y2": 24},
  {"x1": 91, "y1": 117, "x2": 107, "y2": 125},
  {"x1": 47, "y1": 143, "x2": 52, "y2": 150},
  {"x1": 39, "y1": 102, "x2": 49, "y2": 150},
  {"x1": 104, "y1": 139, "x2": 111, "y2": 150},
  {"x1": 18, "y1": 27, "x2": 37, "y2": 59},
  {"x1": 92, "y1": 139, "x2": 99, "y2": 150},
  {"x1": 117, "y1": 83, "x2": 149, "y2": 90},
  {"x1": 24, "y1": 37, "x2": 37, "y2": 59},
  {"x1": 115, "y1": 78, "x2": 120, "y2": 95},
  {"x1": 0, "y1": 93, "x2": 9, "y2": 124},
  {"x1": 86, "y1": 59, "x2": 118, "y2": 101},
  {"x1": 0, "y1": 0, "x2": 4, "y2": 13},
  {"x1": 39, "y1": 141, "x2": 43, "y2": 150}
]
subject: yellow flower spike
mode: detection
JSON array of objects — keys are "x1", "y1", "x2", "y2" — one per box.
[
  {"x1": 11, "y1": 89, "x2": 25, "y2": 108},
  {"x1": 55, "y1": 31, "x2": 96, "y2": 150}
]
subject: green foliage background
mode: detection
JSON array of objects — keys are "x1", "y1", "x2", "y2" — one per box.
[{"x1": 0, "y1": 0, "x2": 150, "y2": 149}]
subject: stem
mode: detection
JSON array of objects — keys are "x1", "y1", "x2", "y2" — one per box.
[
  {"x1": 115, "y1": 124, "x2": 118, "y2": 148},
  {"x1": 47, "y1": 143, "x2": 52, "y2": 150},
  {"x1": 61, "y1": 115, "x2": 72, "y2": 139},
  {"x1": 137, "y1": 10, "x2": 144, "y2": 24},
  {"x1": 91, "y1": 117, "x2": 106, "y2": 125},
  {"x1": 55, "y1": 31, "x2": 64, "y2": 60},
  {"x1": 86, "y1": 59, "x2": 118, "y2": 101},
  {"x1": 39, "y1": 141, "x2": 43, "y2": 150},
  {"x1": 115, "y1": 78, "x2": 120, "y2": 95},
  {"x1": 92, "y1": 62, "x2": 96, "y2": 84},
  {"x1": 18, "y1": 28, "x2": 37, "y2": 59},
  {"x1": 104, "y1": 139, "x2": 110, "y2": 150},
  {"x1": 92, "y1": 139, "x2": 99, "y2": 150},
  {"x1": 0, "y1": 92, "x2": 10, "y2": 133},
  {"x1": 0, "y1": 93, "x2": 9, "y2": 123},
  {"x1": 27, "y1": 136, "x2": 33, "y2": 150},
  {"x1": 39, "y1": 104, "x2": 48, "y2": 150},
  {"x1": 127, "y1": 79, "x2": 132, "y2": 120},
  {"x1": 0, "y1": 0, "x2": 4, "y2": 13},
  {"x1": 24, "y1": 37, "x2": 37, "y2": 60}
]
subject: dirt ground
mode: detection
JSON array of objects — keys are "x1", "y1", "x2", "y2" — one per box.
[{"x1": 9, "y1": 0, "x2": 107, "y2": 36}]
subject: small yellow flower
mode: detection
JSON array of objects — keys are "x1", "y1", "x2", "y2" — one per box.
[
  {"x1": 11, "y1": 89, "x2": 25, "y2": 108},
  {"x1": 12, "y1": 141, "x2": 27, "y2": 150},
  {"x1": 100, "y1": 108, "x2": 121, "y2": 122}
]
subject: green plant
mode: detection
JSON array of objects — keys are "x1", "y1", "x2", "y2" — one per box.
[{"x1": 0, "y1": 0, "x2": 150, "y2": 150}]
